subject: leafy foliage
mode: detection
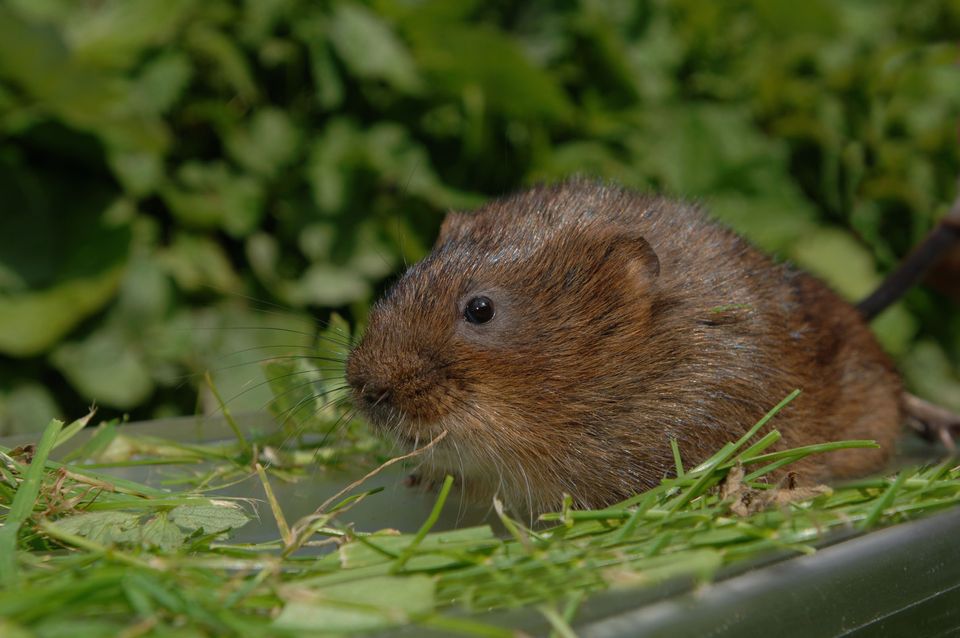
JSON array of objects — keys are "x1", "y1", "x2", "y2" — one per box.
[{"x1": 1, "y1": 0, "x2": 959, "y2": 429}]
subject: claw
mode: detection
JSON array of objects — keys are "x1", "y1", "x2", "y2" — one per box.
[{"x1": 938, "y1": 424, "x2": 957, "y2": 452}]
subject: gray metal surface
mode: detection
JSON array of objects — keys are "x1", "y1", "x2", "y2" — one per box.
[{"x1": 576, "y1": 506, "x2": 960, "y2": 638}]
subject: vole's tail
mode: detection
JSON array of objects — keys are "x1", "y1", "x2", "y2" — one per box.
[{"x1": 857, "y1": 196, "x2": 960, "y2": 320}]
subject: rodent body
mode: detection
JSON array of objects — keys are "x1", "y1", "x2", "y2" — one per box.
[{"x1": 346, "y1": 180, "x2": 902, "y2": 512}]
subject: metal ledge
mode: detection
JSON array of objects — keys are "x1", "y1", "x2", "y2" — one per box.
[{"x1": 576, "y1": 506, "x2": 960, "y2": 637}]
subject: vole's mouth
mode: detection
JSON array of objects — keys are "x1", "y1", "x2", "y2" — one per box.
[
  {"x1": 354, "y1": 402, "x2": 401, "y2": 431},
  {"x1": 353, "y1": 399, "x2": 445, "y2": 450}
]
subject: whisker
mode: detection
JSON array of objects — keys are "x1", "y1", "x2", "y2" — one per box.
[
  {"x1": 189, "y1": 354, "x2": 347, "y2": 378},
  {"x1": 185, "y1": 325, "x2": 319, "y2": 339},
  {"x1": 168, "y1": 362, "x2": 346, "y2": 388},
  {"x1": 219, "y1": 344, "x2": 320, "y2": 356},
  {"x1": 517, "y1": 461, "x2": 535, "y2": 527},
  {"x1": 199, "y1": 369, "x2": 339, "y2": 418},
  {"x1": 451, "y1": 437, "x2": 468, "y2": 525},
  {"x1": 390, "y1": 159, "x2": 417, "y2": 271},
  {"x1": 273, "y1": 384, "x2": 352, "y2": 434},
  {"x1": 275, "y1": 395, "x2": 352, "y2": 454},
  {"x1": 263, "y1": 392, "x2": 354, "y2": 464},
  {"x1": 198, "y1": 284, "x2": 293, "y2": 314},
  {"x1": 313, "y1": 403, "x2": 360, "y2": 456},
  {"x1": 197, "y1": 286, "x2": 356, "y2": 336},
  {"x1": 258, "y1": 377, "x2": 350, "y2": 417}
]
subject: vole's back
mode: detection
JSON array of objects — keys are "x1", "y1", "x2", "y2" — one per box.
[
  {"x1": 504, "y1": 182, "x2": 901, "y2": 479},
  {"x1": 453, "y1": 181, "x2": 901, "y2": 483}
]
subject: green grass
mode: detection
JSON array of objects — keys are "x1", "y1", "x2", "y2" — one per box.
[{"x1": 1, "y1": 394, "x2": 959, "y2": 637}]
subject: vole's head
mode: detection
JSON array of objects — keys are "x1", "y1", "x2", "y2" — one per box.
[{"x1": 346, "y1": 182, "x2": 663, "y2": 512}]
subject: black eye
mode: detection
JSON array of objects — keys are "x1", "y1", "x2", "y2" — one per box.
[{"x1": 464, "y1": 296, "x2": 495, "y2": 324}]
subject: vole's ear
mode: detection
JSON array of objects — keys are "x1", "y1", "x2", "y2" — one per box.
[
  {"x1": 606, "y1": 233, "x2": 660, "y2": 283},
  {"x1": 435, "y1": 211, "x2": 469, "y2": 247}
]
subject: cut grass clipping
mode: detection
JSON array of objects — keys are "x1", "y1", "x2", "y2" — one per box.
[{"x1": 2, "y1": 391, "x2": 959, "y2": 637}]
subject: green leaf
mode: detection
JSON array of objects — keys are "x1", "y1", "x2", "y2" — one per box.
[
  {"x1": 225, "y1": 107, "x2": 301, "y2": 177},
  {"x1": 50, "y1": 324, "x2": 154, "y2": 409},
  {"x1": 317, "y1": 312, "x2": 352, "y2": 367},
  {"x1": 240, "y1": 0, "x2": 297, "y2": 44},
  {"x1": 339, "y1": 527, "x2": 498, "y2": 570},
  {"x1": 139, "y1": 514, "x2": 187, "y2": 551},
  {"x1": 28, "y1": 618, "x2": 125, "y2": 638},
  {"x1": 162, "y1": 162, "x2": 265, "y2": 237},
  {"x1": 115, "y1": 256, "x2": 173, "y2": 322},
  {"x1": 53, "y1": 503, "x2": 248, "y2": 550},
  {"x1": 0, "y1": 267, "x2": 124, "y2": 357},
  {"x1": 0, "y1": 384, "x2": 60, "y2": 437},
  {"x1": 52, "y1": 511, "x2": 144, "y2": 546},
  {"x1": 708, "y1": 194, "x2": 817, "y2": 254},
  {"x1": 0, "y1": 7, "x2": 170, "y2": 154},
  {"x1": 0, "y1": 618, "x2": 32, "y2": 638},
  {"x1": 168, "y1": 502, "x2": 250, "y2": 534},
  {"x1": 405, "y1": 21, "x2": 574, "y2": 123},
  {"x1": 328, "y1": 3, "x2": 422, "y2": 93},
  {"x1": 790, "y1": 227, "x2": 877, "y2": 299},
  {"x1": 789, "y1": 227, "x2": 918, "y2": 354},
  {"x1": 362, "y1": 123, "x2": 481, "y2": 209},
  {"x1": 45, "y1": 256, "x2": 177, "y2": 408},
  {"x1": 346, "y1": 225, "x2": 398, "y2": 280},
  {"x1": 159, "y1": 233, "x2": 242, "y2": 294},
  {"x1": 61, "y1": 418, "x2": 119, "y2": 463},
  {"x1": 245, "y1": 232, "x2": 283, "y2": 287},
  {"x1": 185, "y1": 24, "x2": 258, "y2": 102},
  {"x1": 305, "y1": 118, "x2": 361, "y2": 214},
  {"x1": 305, "y1": 37, "x2": 345, "y2": 110},
  {"x1": 902, "y1": 341, "x2": 960, "y2": 413},
  {"x1": 870, "y1": 306, "x2": 918, "y2": 358},
  {"x1": 176, "y1": 305, "x2": 317, "y2": 414},
  {"x1": 108, "y1": 151, "x2": 165, "y2": 197},
  {"x1": 638, "y1": 104, "x2": 789, "y2": 195},
  {"x1": 133, "y1": 51, "x2": 193, "y2": 114},
  {"x1": 531, "y1": 140, "x2": 636, "y2": 187},
  {"x1": 64, "y1": 0, "x2": 193, "y2": 71},
  {"x1": 751, "y1": 0, "x2": 840, "y2": 37},
  {"x1": 286, "y1": 263, "x2": 371, "y2": 307},
  {"x1": 274, "y1": 575, "x2": 435, "y2": 632},
  {"x1": 263, "y1": 359, "x2": 327, "y2": 431}
]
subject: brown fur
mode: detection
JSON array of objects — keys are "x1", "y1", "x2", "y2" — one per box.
[{"x1": 346, "y1": 180, "x2": 902, "y2": 513}]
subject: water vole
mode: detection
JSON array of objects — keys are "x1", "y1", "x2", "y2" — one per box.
[{"x1": 345, "y1": 180, "x2": 902, "y2": 512}]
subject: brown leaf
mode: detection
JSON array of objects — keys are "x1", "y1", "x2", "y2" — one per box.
[{"x1": 722, "y1": 465, "x2": 830, "y2": 516}]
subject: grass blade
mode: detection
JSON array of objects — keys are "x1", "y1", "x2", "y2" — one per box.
[{"x1": 0, "y1": 419, "x2": 64, "y2": 585}]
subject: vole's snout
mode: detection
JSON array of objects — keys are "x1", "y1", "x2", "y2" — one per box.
[
  {"x1": 346, "y1": 335, "x2": 458, "y2": 439},
  {"x1": 345, "y1": 354, "x2": 387, "y2": 409},
  {"x1": 346, "y1": 363, "x2": 401, "y2": 435}
]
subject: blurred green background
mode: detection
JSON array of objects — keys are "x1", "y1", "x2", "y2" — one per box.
[{"x1": 1, "y1": 0, "x2": 959, "y2": 434}]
